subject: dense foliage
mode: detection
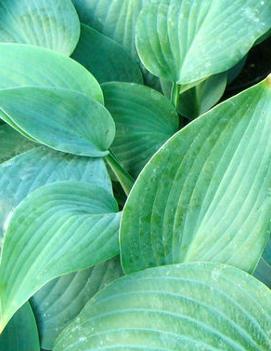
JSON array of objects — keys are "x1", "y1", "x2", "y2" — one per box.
[{"x1": 0, "y1": 0, "x2": 271, "y2": 350}]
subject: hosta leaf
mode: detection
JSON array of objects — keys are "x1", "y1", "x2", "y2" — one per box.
[
  {"x1": 0, "y1": 181, "x2": 120, "y2": 332},
  {"x1": 32, "y1": 257, "x2": 122, "y2": 350},
  {"x1": 72, "y1": 25, "x2": 143, "y2": 84},
  {"x1": 0, "y1": 303, "x2": 39, "y2": 351},
  {"x1": 0, "y1": 43, "x2": 103, "y2": 103},
  {"x1": 136, "y1": 0, "x2": 271, "y2": 84},
  {"x1": 0, "y1": 146, "x2": 112, "y2": 241},
  {"x1": 54, "y1": 262, "x2": 271, "y2": 351},
  {"x1": 254, "y1": 238, "x2": 271, "y2": 288},
  {"x1": 103, "y1": 82, "x2": 179, "y2": 176},
  {"x1": 121, "y1": 77, "x2": 271, "y2": 274},
  {"x1": 179, "y1": 73, "x2": 227, "y2": 119},
  {"x1": 0, "y1": 87, "x2": 115, "y2": 157},
  {"x1": 0, "y1": 0, "x2": 80, "y2": 55},
  {"x1": 71, "y1": 0, "x2": 147, "y2": 59},
  {"x1": 0, "y1": 124, "x2": 35, "y2": 163}
]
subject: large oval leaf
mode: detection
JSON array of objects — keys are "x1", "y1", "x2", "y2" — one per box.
[
  {"x1": 0, "y1": 303, "x2": 39, "y2": 351},
  {"x1": 0, "y1": 124, "x2": 35, "y2": 163},
  {"x1": 103, "y1": 82, "x2": 179, "y2": 176},
  {"x1": 54, "y1": 262, "x2": 271, "y2": 351},
  {"x1": 121, "y1": 77, "x2": 271, "y2": 274},
  {"x1": 0, "y1": 146, "x2": 112, "y2": 241},
  {"x1": 0, "y1": 181, "x2": 120, "y2": 332},
  {"x1": 32, "y1": 257, "x2": 122, "y2": 350},
  {"x1": 136, "y1": 0, "x2": 271, "y2": 84},
  {"x1": 72, "y1": 25, "x2": 143, "y2": 84},
  {"x1": 0, "y1": 43, "x2": 103, "y2": 102},
  {"x1": 0, "y1": 87, "x2": 115, "y2": 157},
  {"x1": 0, "y1": 0, "x2": 80, "y2": 55}
]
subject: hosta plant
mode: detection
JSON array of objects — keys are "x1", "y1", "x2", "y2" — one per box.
[{"x1": 0, "y1": 0, "x2": 271, "y2": 350}]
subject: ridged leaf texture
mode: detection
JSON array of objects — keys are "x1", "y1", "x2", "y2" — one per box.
[
  {"x1": 0, "y1": 181, "x2": 120, "y2": 332},
  {"x1": 136, "y1": 0, "x2": 271, "y2": 84},
  {"x1": 32, "y1": 257, "x2": 122, "y2": 350},
  {"x1": 103, "y1": 82, "x2": 179, "y2": 176},
  {"x1": 54, "y1": 262, "x2": 271, "y2": 351},
  {"x1": 0, "y1": 0, "x2": 80, "y2": 55},
  {"x1": 72, "y1": 25, "x2": 143, "y2": 84},
  {"x1": 121, "y1": 77, "x2": 271, "y2": 274}
]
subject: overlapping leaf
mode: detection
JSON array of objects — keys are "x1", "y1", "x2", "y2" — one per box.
[
  {"x1": 54, "y1": 262, "x2": 271, "y2": 351},
  {"x1": 103, "y1": 82, "x2": 179, "y2": 176},
  {"x1": 0, "y1": 181, "x2": 120, "y2": 332},
  {"x1": 0, "y1": 124, "x2": 35, "y2": 163},
  {"x1": 0, "y1": 0, "x2": 80, "y2": 55},
  {"x1": 72, "y1": 0, "x2": 148, "y2": 59},
  {"x1": 121, "y1": 77, "x2": 271, "y2": 274},
  {"x1": 136, "y1": 0, "x2": 271, "y2": 84},
  {"x1": 0, "y1": 303, "x2": 39, "y2": 351},
  {"x1": 0, "y1": 87, "x2": 115, "y2": 157},
  {"x1": 254, "y1": 238, "x2": 271, "y2": 288},
  {"x1": 32, "y1": 257, "x2": 122, "y2": 350},
  {"x1": 0, "y1": 146, "x2": 112, "y2": 240},
  {"x1": 72, "y1": 25, "x2": 143, "y2": 84},
  {"x1": 0, "y1": 43, "x2": 103, "y2": 102},
  {"x1": 179, "y1": 73, "x2": 227, "y2": 119}
]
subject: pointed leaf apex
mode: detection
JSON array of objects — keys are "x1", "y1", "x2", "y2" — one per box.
[{"x1": 266, "y1": 73, "x2": 271, "y2": 87}]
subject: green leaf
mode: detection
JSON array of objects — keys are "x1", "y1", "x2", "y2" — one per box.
[
  {"x1": 71, "y1": 0, "x2": 147, "y2": 59},
  {"x1": 0, "y1": 124, "x2": 35, "y2": 163},
  {"x1": 179, "y1": 74, "x2": 227, "y2": 119},
  {"x1": 0, "y1": 43, "x2": 103, "y2": 103},
  {"x1": 254, "y1": 238, "x2": 271, "y2": 288},
  {"x1": 54, "y1": 262, "x2": 271, "y2": 351},
  {"x1": 72, "y1": 25, "x2": 143, "y2": 84},
  {"x1": 0, "y1": 146, "x2": 112, "y2": 242},
  {"x1": 0, "y1": 0, "x2": 80, "y2": 55},
  {"x1": 136, "y1": 0, "x2": 271, "y2": 84},
  {"x1": 31, "y1": 257, "x2": 123, "y2": 350},
  {"x1": 0, "y1": 303, "x2": 39, "y2": 351},
  {"x1": 0, "y1": 87, "x2": 115, "y2": 157},
  {"x1": 0, "y1": 181, "x2": 120, "y2": 332},
  {"x1": 120, "y1": 77, "x2": 271, "y2": 274},
  {"x1": 103, "y1": 82, "x2": 179, "y2": 176}
]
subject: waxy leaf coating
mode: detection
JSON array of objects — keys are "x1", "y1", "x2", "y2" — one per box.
[
  {"x1": 54, "y1": 262, "x2": 271, "y2": 351},
  {"x1": 72, "y1": 25, "x2": 143, "y2": 84},
  {"x1": 0, "y1": 87, "x2": 115, "y2": 157},
  {"x1": 103, "y1": 82, "x2": 179, "y2": 176},
  {"x1": 32, "y1": 257, "x2": 123, "y2": 350},
  {"x1": 0, "y1": 146, "x2": 112, "y2": 240},
  {"x1": 121, "y1": 78, "x2": 271, "y2": 274},
  {"x1": 0, "y1": 181, "x2": 120, "y2": 332},
  {"x1": 0, "y1": 43, "x2": 103, "y2": 103},
  {"x1": 0, "y1": 303, "x2": 39, "y2": 351},
  {"x1": 0, "y1": 0, "x2": 80, "y2": 55},
  {"x1": 136, "y1": 0, "x2": 271, "y2": 84}
]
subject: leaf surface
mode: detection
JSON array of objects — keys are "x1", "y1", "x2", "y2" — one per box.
[
  {"x1": 72, "y1": 25, "x2": 143, "y2": 84},
  {"x1": 0, "y1": 43, "x2": 103, "y2": 103},
  {"x1": 0, "y1": 87, "x2": 115, "y2": 157},
  {"x1": 0, "y1": 303, "x2": 39, "y2": 351},
  {"x1": 32, "y1": 257, "x2": 122, "y2": 350},
  {"x1": 136, "y1": 0, "x2": 271, "y2": 84},
  {"x1": 103, "y1": 82, "x2": 179, "y2": 176},
  {"x1": 0, "y1": 124, "x2": 35, "y2": 163},
  {"x1": 121, "y1": 78, "x2": 271, "y2": 274},
  {"x1": 0, "y1": 181, "x2": 120, "y2": 332},
  {"x1": 0, "y1": 0, "x2": 80, "y2": 55},
  {"x1": 54, "y1": 262, "x2": 271, "y2": 351}
]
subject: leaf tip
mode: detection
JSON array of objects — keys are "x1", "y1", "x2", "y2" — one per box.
[{"x1": 265, "y1": 73, "x2": 271, "y2": 87}]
